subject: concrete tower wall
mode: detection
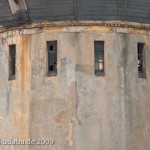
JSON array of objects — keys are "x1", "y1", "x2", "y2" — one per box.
[{"x1": 0, "y1": 26, "x2": 150, "y2": 150}]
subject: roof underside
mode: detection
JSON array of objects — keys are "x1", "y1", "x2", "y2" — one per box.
[{"x1": 0, "y1": 0, "x2": 150, "y2": 27}]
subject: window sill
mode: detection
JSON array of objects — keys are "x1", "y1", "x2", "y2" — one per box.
[
  {"x1": 9, "y1": 76, "x2": 16, "y2": 80},
  {"x1": 138, "y1": 74, "x2": 146, "y2": 79},
  {"x1": 47, "y1": 71, "x2": 57, "y2": 77},
  {"x1": 95, "y1": 70, "x2": 105, "y2": 76}
]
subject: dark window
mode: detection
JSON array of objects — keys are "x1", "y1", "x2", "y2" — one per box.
[
  {"x1": 9, "y1": 44, "x2": 16, "y2": 80},
  {"x1": 47, "y1": 41, "x2": 57, "y2": 76},
  {"x1": 14, "y1": 0, "x2": 19, "y2": 4},
  {"x1": 94, "y1": 41, "x2": 105, "y2": 76},
  {"x1": 137, "y1": 43, "x2": 146, "y2": 78}
]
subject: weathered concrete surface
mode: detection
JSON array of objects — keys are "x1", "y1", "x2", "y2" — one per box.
[
  {"x1": 0, "y1": 26, "x2": 150, "y2": 150},
  {"x1": 0, "y1": 32, "x2": 31, "y2": 150}
]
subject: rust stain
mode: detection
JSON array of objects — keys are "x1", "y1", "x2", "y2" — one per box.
[
  {"x1": 44, "y1": 27, "x2": 62, "y2": 32},
  {"x1": 10, "y1": 145, "x2": 14, "y2": 150},
  {"x1": 21, "y1": 36, "x2": 26, "y2": 92},
  {"x1": 66, "y1": 122, "x2": 74, "y2": 146},
  {"x1": 53, "y1": 110, "x2": 72, "y2": 125},
  {"x1": 13, "y1": 112, "x2": 27, "y2": 138},
  {"x1": 85, "y1": 26, "x2": 113, "y2": 32},
  {"x1": 52, "y1": 82, "x2": 78, "y2": 146},
  {"x1": 20, "y1": 35, "x2": 30, "y2": 92},
  {"x1": 131, "y1": 28, "x2": 147, "y2": 34}
]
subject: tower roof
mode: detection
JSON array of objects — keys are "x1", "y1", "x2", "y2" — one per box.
[{"x1": 0, "y1": 0, "x2": 150, "y2": 27}]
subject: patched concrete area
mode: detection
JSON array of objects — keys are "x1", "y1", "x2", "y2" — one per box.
[{"x1": 0, "y1": 26, "x2": 150, "y2": 150}]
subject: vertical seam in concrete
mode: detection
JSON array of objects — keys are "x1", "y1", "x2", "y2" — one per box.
[
  {"x1": 119, "y1": 33, "x2": 128, "y2": 150},
  {"x1": 75, "y1": 32, "x2": 79, "y2": 122},
  {"x1": 27, "y1": 35, "x2": 30, "y2": 150},
  {"x1": 124, "y1": 33, "x2": 128, "y2": 150},
  {"x1": 144, "y1": 37, "x2": 150, "y2": 146},
  {"x1": 28, "y1": 35, "x2": 32, "y2": 150}
]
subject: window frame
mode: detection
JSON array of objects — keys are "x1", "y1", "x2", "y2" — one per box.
[
  {"x1": 9, "y1": 44, "x2": 16, "y2": 80},
  {"x1": 94, "y1": 41, "x2": 105, "y2": 76},
  {"x1": 47, "y1": 41, "x2": 57, "y2": 77},
  {"x1": 137, "y1": 42, "x2": 146, "y2": 78}
]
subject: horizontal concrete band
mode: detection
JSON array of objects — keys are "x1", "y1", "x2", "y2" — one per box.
[{"x1": 0, "y1": 21, "x2": 150, "y2": 33}]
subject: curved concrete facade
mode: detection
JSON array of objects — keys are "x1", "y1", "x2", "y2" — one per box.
[{"x1": 0, "y1": 24, "x2": 150, "y2": 150}]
